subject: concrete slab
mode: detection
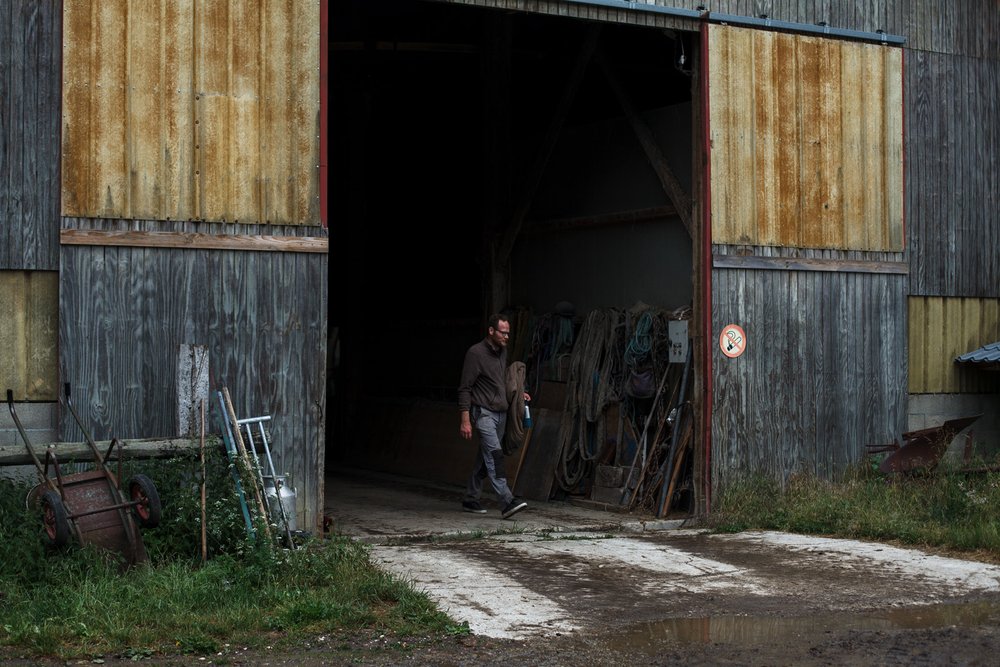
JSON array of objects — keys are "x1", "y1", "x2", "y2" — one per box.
[
  {"x1": 324, "y1": 468, "x2": 1000, "y2": 644},
  {"x1": 323, "y1": 467, "x2": 683, "y2": 543}
]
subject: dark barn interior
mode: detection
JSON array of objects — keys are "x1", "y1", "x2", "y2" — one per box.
[{"x1": 329, "y1": 0, "x2": 698, "y2": 510}]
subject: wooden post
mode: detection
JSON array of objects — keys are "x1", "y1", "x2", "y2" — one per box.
[{"x1": 200, "y1": 398, "x2": 207, "y2": 563}]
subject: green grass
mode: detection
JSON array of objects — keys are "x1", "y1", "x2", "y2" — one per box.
[
  {"x1": 0, "y1": 446, "x2": 466, "y2": 661},
  {"x1": 708, "y1": 459, "x2": 1000, "y2": 559}
]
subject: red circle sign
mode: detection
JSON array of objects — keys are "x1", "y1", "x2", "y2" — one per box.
[{"x1": 719, "y1": 324, "x2": 746, "y2": 358}]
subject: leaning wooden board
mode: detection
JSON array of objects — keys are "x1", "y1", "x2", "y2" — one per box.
[{"x1": 513, "y1": 407, "x2": 563, "y2": 501}]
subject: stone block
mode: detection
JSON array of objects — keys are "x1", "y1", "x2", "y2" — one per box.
[
  {"x1": 594, "y1": 464, "x2": 624, "y2": 488},
  {"x1": 590, "y1": 485, "x2": 626, "y2": 506}
]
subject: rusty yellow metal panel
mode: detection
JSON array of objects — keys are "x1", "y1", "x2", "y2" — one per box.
[
  {"x1": 0, "y1": 272, "x2": 59, "y2": 401},
  {"x1": 128, "y1": 0, "x2": 167, "y2": 220},
  {"x1": 909, "y1": 297, "x2": 1000, "y2": 393},
  {"x1": 95, "y1": 0, "x2": 129, "y2": 218},
  {"x1": 883, "y1": 48, "x2": 905, "y2": 250},
  {"x1": 61, "y1": 0, "x2": 320, "y2": 226},
  {"x1": 61, "y1": 0, "x2": 92, "y2": 217},
  {"x1": 708, "y1": 25, "x2": 903, "y2": 251}
]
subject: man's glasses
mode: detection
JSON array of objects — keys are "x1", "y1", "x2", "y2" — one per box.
[{"x1": 495, "y1": 330, "x2": 510, "y2": 337}]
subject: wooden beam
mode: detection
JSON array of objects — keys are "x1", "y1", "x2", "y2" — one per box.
[
  {"x1": 596, "y1": 49, "x2": 693, "y2": 237},
  {"x1": 60, "y1": 230, "x2": 329, "y2": 254},
  {"x1": 0, "y1": 437, "x2": 205, "y2": 467},
  {"x1": 485, "y1": 14, "x2": 513, "y2": 315},
  {"x1": 496, "y1": 24, "x2": 602, "y2": 265},
  {"x1": 524, "y1": 205, "x2": 677, "y2": 236},
  {"x1": 712, "y1": 253, "x2": 910, "y2": 274}
]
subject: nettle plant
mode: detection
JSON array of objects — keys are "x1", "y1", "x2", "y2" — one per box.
[{"x1": 125, "y1": 440, "x2": 257, "y2": 562}]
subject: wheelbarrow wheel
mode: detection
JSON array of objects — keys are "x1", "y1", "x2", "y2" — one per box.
[
  {"x1": 128, "y1": 474, "x2": 162, "y2": 528},
  {"x1": 40, "y1": 490, "x2": 71, "y2": 548}
]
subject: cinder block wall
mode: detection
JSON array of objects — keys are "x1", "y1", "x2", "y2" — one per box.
[
  {"x1": 0, "y1": 402, "x2": 59, "y2": 484},
  {"x1": 907, "y1": 394, "x2": 1000, "y2": 462}
]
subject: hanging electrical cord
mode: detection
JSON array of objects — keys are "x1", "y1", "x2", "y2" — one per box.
[
  {"x1": 624, "y1": 310, "x2": 654, "y2": 369},
  {"x1": 549, "y1": 314, "x2": 575, "y2": 378},
  {"x1": 525, "y1": 313, "x2": 552, "y2": 399}
]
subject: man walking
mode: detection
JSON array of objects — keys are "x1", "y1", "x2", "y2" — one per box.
[{"x1": 458, "y1": 313, "x2": 529, "y2": 519}]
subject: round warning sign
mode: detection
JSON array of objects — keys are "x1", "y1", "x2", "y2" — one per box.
[{"x1": 719, "y1": 324, "x2": 746, "y2": 358}]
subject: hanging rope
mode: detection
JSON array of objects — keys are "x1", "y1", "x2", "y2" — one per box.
[{"x1": 555, "y1": 308, "x2": 624, "y2": 491}]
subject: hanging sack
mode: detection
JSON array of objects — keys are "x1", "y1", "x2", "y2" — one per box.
[
  {"x1": 503, "y1": 361, "x2": 527, "y2": 455},
  {"x1": 626, "y1": 365, "x2": 656, "y2": 399}
]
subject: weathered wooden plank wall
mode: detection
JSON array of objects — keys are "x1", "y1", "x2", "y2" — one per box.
[
  {"x1": 61, "y1": 0, "x2": 321, "y2": 226},
  {"x1": 58, "y1": 233, "x2": 328, "y2": 530},
  {"x1": 712, "y1": 249, "x2": 908, "y2": 485},
  {"x1": 908, "y1": 297, "x2": 1000, "y2": 394},
  {"x1": 906, "y1": 49, "x2": 1000, "y2": 297},
  {"x1": 703, "y1": 15, "x2": 910, "y2": 486},
  {"x1": 0, "y1": 0, "x2": 61, "y2": 271},
  {"x1": 708, "y1": 25, "x2": 904, "y2": 250}
]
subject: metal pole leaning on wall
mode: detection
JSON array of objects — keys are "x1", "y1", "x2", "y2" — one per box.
[{"x1": 222, "y1": 387, "x2": 273, "y2": 544}]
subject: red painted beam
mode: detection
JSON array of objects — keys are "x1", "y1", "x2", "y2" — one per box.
[{"x1": 320, "y1": 0, "x2": 329, "y2": 228}]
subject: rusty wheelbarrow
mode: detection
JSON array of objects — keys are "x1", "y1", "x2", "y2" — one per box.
[
  {"x1": 867, "y1": 414, "x2": 982, "y2": 474},
  {"x1": 6, "y1": 385, "x2": 162, "y2": 565}
]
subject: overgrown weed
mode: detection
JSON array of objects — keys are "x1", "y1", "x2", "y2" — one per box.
[
  {"x1": 0, "y1": 445, "x2": 462, "y2": 660},
  {"x1": 710, "y1": 459, "x2": 1000, "y2": 557}
]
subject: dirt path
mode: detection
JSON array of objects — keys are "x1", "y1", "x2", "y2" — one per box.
[{"x1": 370, "y1": 529, "x2": 1000, "y2": 640}]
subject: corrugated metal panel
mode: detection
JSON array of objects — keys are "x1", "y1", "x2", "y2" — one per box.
[
  {"x1": 0, "y1": 271, "x2": 59, "y2": 401},
  {"x1": 711, "y1": 251, "x2": 908, "y2": 486},
  {"x1": 956, "y1": 341, "x2": 1000, "y2": 365},
  {"x1": 61, "y1": 0, "x2": 321, "y2": 226},
  {"x1": 707, "y1": 24, "x2": 904, "y2": 251},
  {"x1": 908, "y1": 297, "x2": 1000, "y2": 393},
  {"x1": 0, "y1": 0, "x2": 61, "y2": 271},
  {"x1": 442, "y1": 0, "x2": 697, "y2": 30}
]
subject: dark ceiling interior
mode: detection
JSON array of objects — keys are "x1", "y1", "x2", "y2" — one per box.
[{"x1": 328, "y1": 0, "x2": 695, "y2": 406}]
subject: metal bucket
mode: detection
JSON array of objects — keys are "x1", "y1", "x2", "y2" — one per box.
[{"x1": 263, "y1": 474, "x2": 297, "y2": 533}]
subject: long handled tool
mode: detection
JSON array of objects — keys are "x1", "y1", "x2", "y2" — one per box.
[
  {"x1": 200, "y1": 398, "x2": 207, "y2": 563},
  {"x1": 656, "y1": 344, "x2": 692, "y2": 516},
  {"x1": 619, "y1": 364, "x2": 673, "y2": 505},
  {"x1": 221, "y1": 388, "x2": 272, "y2": 543},
  {"x1": 216, "y1": 391, "x2": 256, "y2": 540}
]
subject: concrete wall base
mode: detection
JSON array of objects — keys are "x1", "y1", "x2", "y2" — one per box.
[
  {"x1": 0, "y1": 402, "x2": 59, "y2": 483},
  {"x1": 907, "y1": 393, "x2": 1000, "y2": 462}
]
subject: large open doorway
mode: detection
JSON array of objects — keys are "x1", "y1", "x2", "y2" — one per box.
[{"x1": 329, "y1": 0, "x2": 700, "y2": 527}]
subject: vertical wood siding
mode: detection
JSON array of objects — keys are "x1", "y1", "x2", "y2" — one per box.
[
  {"x1": 59, "y1": 245, "x2": 328, "y2": 530},
  {"x1": 711, "y1": 253, "x2": 907, "y2": 487},
  {"x1": 708, "y1": 24, "x2": 904, "y2": 250},
  {"x1": 61, "y1": 0, "x2": 321, "y2": 226},
  {"x1": 0, "y1": 0, "x2": 61, "y2": 271},
  {"x1": 906, "y1": 50, "x2": 1000, "y2": 297},
  {"x1": 908, "y1": 297, "x2": 1000, "y2": 394},
  {"x1": 0, "y1": 272, "x2": 59, "y2": 401}
]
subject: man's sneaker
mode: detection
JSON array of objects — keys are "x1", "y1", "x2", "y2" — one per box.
[
  {"x1": 501, "y1": 498, "x2": 528, "y2": 519},
  {"x1": 462, "y1": 500, "x2": 487, "y2": 514}
]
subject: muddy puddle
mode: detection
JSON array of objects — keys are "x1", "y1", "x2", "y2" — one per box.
[{"x1": 601, "y1": 601, "x2": 1000, "y2": 651}]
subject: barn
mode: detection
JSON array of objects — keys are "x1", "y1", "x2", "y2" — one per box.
[{"x1": 2, "y1": 0, "x2": 998, "y2": 531}]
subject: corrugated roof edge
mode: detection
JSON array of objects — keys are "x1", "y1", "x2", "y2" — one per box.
[{"x1": 955, "y1": 341, "x2": 1000, "y2": 364}]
